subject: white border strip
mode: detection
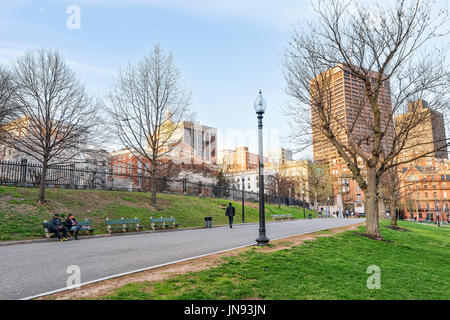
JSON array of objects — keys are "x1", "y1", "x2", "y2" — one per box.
[{"x1": 21, "y1": 221, "x2": 364, "y2": 300}]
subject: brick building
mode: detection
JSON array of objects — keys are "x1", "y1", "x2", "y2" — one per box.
[
  {"x1": 399, "y1": 157, "x2": 450, "y2": 223},
  {"x1": 218, "y1": 146, "x2": 267, "y2": 173}
]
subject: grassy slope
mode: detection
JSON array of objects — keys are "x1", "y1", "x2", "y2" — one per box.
[
  {"x1": 0, "y1": 186, "x2": 318, "y2": 241},
  {"x1": 102, "y1": 220, "x2": 449, "y2": 300}
]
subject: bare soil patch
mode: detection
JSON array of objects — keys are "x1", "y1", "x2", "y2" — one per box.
[
  {"x1": 38, "y1": 222, "x2": 364, "y2": 300},
  {"x1": 385, "y1": 225, "x2": 411, "y2": 232}
]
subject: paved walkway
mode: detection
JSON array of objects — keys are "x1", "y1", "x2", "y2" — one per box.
[{"x1": 0, "y1": 218, "x2": 365, "y2": 300}]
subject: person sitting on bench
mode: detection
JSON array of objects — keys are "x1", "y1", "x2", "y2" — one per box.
[
  {"x1": 48, "y1": 213, "x2": 69, "y2": 242},
  {"x1": 65, "y1": 214, "x2": 82, "y2": 240}
]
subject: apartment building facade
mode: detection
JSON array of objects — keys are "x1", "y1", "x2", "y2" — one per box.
[
  {"x1": 218, "y1": 146, "x2": 267, "y2": 173},
  {"x1": 395, "y1": 99, "x2": 448, "y2": 160},
  {"x1": 311, "y1": 65, "x2": 395, "y2": 212},
  {"x1": 399, "y1": 157, "x2": 450, "y2": 223}
]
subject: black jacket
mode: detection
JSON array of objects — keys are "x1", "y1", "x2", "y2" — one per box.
[
  {"x1": 48, "y1": 217, "x2": 65, "y2": 229},
  {"x1": 65, "y1": 218, "x2": 78, "y2": 229},
  {"x1": 226, "y1": 205, "x2": 235, "y2": 217}
]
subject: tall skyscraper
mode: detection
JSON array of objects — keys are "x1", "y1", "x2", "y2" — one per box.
[
  {"x1": 310, "y1": 64, "x2": 394, "y2": 213},
  {"x1": 311, "y1": 64, "x2": 394, "y2": 165}
]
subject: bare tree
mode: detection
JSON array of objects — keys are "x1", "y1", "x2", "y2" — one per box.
[
  {"x1": 266, "y1": 163, "x2": 295, "y2": 208},
  {"x1": 4, "y1": 49, "x2": 100, "y2": 203},
  {"x1": 380, "y1": 161, "x2": 419, "y2": 227},
  {"x1": 304, "y1": 160, "x2": 333, "y2": 211},
  {"x1": 283, "y1": 0, "x2": 449, "y2": 239},
  {"x1": 0, "y1": 66, "x2": 17, "y2": 141},
  {"x1": 106, "y1": 44, "x2": 192, "y2": 207},
  {"x1": 333, "y1": 171, "x2": 354, "y2": 212},
  {"x1": 216, "y1": 156, "x2": 232, "y2": 187}
]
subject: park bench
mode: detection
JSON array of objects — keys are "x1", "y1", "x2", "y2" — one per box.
[
  {"x1": 150, "y1": 216, "x2": 178, "y2": 230},
  {"x1": 105, "y1": 217, "x2": 144, "y2": 234},
  {"x1": 272, "y1": 214, "x2": 294, "y2": 221},
  {"x1": 42, "y1": 219, "x2": 96, "y2": 238}
]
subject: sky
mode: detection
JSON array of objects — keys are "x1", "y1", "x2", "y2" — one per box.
[
  {"x1": 0, "y1": 0, "x2": 448, "y2": 158},
  {"x1": 0, "y1": 0, "x2": 317, "y2": 157}
]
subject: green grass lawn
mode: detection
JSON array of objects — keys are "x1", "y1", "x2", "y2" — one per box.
[
  {"x1": 0, "y1": 186, "x2": 318, "y2": 241},
  {"x1": 101, "y1": 220, "x2": 449, "y2": 300}
]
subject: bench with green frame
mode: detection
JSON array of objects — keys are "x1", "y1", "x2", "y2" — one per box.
[
  {"x1": 105, "y1": 217, "x2": 144, "y2": 234},
  {"x1": 150, "y1": 217, "x2": 178, "y2": 231},
  {"x1": 272, "y1": 214, "x2": 294, "y2": 221},
  {"x1": 42, "y1": 219, "x2": 96, "y2": 238}
]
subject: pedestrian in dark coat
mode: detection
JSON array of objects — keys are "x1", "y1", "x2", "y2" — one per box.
[{"x1": 225, "y1": 203, "x2": 236, "y2": 228}]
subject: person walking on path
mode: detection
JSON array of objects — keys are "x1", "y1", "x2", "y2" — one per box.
[
  {"x1": 225, "y1": 203, "x2": 236, "y2": 228},
  {"x1": 48, "y1": 213, "x2": 69, "y2": 242}
]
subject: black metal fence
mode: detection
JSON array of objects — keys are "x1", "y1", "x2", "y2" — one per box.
[{"x1": 0, "y1": 159, "x2": 309, "y2": 207}]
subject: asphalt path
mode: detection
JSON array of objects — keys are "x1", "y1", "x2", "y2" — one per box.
[{"x1": 0, "y1": 218, "x2": 365, "y2": 300}]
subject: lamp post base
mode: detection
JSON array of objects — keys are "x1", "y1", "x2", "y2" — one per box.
[{"x1": 256, "y1": 233, "x2": 270, "y2": 246}]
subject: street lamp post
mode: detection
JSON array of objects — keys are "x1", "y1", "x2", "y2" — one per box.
[
  {"x1": 241, "y1": 173, "x2": 245, "y2": 223},
  {"x1": 302, "y1": 189, "x2": 306, "y2": 219},
  {"x1": 436, "y1": 203, "x2": 440, "y2": 227},
  {"x1": 327, "y1": 197, "x2": 330, "y2": 218},
  {"x1": 254, "y1": 90, "x2": 269, "y2": 246}
]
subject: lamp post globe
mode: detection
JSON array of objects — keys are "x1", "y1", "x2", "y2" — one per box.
[
  {"x1": 254, "y1": 90, "x2": 269, "y2": 246},
  {"x1": 254, "y1": 90, "x2": 267, "y2": 114}
]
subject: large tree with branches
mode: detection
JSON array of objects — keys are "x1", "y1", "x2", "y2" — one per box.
[
  {"x1": 283, "y1": 0, "x2": 449, "y2": 239},
  {"x1": 4, "y1": 49, "x2": 100, "y2": 203},
  {"x1": 106, "y1": 44, "x2": 192, "y2": 207},
  {"x1": 0, "y1": 66, "x2": 17, "y2": 141}
]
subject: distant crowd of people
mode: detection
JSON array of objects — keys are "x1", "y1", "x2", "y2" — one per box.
[{"x1": 319, "y1": 207, "x2": 360, "y2": 218}]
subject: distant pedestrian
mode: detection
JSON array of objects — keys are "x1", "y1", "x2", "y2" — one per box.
[
  {"x1": 225, "y1": 203, "x2": 235, "y2": 228},
  {"x1": 48, "y1": 213, "x2": 69, "y2": 242}
]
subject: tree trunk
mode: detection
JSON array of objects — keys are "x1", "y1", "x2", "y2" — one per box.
[
  {"x1": 151, "y1": 161, "x2": 157, "y2": 208},
  {"x1": 39, "y1": 158, "x2": 48, "y2": 203},
  {"x1": 390, "y1": 199, "x2": 397, "y2": 227},
  {"x1": 365, "y1": 167, "x2": 382, "y2": 239},
  {"x1": 378, "y1": 196, "x2": 387, "y2": 219},
  {"x1": 314, "y1": 192, "x2": 318, "y2": 211}
]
